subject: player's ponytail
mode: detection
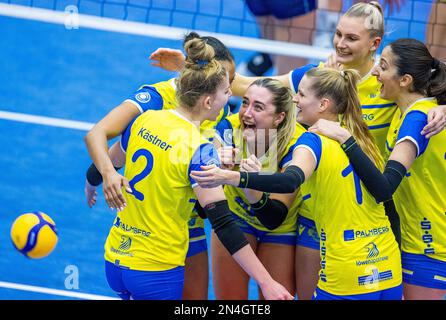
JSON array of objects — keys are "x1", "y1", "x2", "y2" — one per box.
[
  {"x1": 388, "y1": 38, "x2": 446, "y2": 105},
  {"x1": 429, "y1": 58, "x2": 446, "y2": 105},
  {"x1": 306, "y1": 68, "x2": 384, "y2": 169},
  {"x1": 341, "y1": 69, "x2": 384, "y2": 169},
  {"x1": 177, "y1": 37, "x2": 227, "y2": 109}
]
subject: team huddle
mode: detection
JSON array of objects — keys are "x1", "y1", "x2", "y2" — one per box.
[{"x1": 84, "y1": 2, "x2": 446, "y2": 300}]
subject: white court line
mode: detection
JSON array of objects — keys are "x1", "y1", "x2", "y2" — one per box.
[
  {"x1": 0, "y1": 110, "x2": 94, "y2": 131},
  {"x1": 0, "y1": 3, "x2": 332, "y2": 60},
  {"x1": 0, "y1": 281, "x2": 119, "y2": 300}
]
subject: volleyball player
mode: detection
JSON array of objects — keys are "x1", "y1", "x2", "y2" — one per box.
[
  {"x1": 310, "y1": 38, "x2": 446, "y2": 300},
  {"x1": 211, "y1": 78, "x2": 303, "y2": 299},
  {"x1": 86, "y1": 37, "x2": 293, "y2": 300},
  {"x1": 191, "y1": 67, "x2": 403, "y2": 300},
  {"x1": 150, "y1": 2, "x2": 446, "y2": 300},
  {"x1": 84, "y1": 32, "x2": 235, "y2": 299}
]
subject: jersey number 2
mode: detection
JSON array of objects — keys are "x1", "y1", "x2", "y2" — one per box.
[{"x1": 129, "y1": 149, "x2": 154, "y2": 201}]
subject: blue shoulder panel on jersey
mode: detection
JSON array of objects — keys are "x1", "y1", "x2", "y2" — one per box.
[
  {"x1": 120, "y1": 116, "x2": 138, "y2": 152},
  {"x1": 397, "y1": 111, "x2": 429, "y2": 157},
  {"x1": 217, "y1": 103, "x2": 231, "y2": 126},
  {"x1": 127, "y1": 86, "x2": 164, "y2": 113},
  {"x1": 188, "y1": 143, "x2": 221, "y2": 186},
  {"x1": 290, "y1": 63, "x2": 318, "y2": 92},
  {"x1": 279, "y1": 140, "x2": 300, "y2": 169},
  {"x1": 215, "y1": 118, "x2": 235, "y2": 147},
  {"x1": 296, "y1": 132, "x2": 322, "y2": 170}
]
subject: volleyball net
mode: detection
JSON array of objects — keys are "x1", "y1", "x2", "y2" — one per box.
[{"x1": 0, "y1": 0, "x2": 444, "y2": 61}]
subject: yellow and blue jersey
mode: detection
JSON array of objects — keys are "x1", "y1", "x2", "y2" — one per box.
[
  {"x1": 215, "y1": 113, "x2": 301, "y2": 234},
  {"x1": 289, "y1": 63, "x2": 397, "y2": 156},
  {"x1": 288, "y1": 63, "x2": 319, "y2": 91},
  {"x1": 125, "y1": 78, "x2": 230, "y2": 142},
  {"x1": 124, "y1": 78, "x2": 177, "y2": 113},
  {"x1": 296, "y1": 132, "x2": 402, "y2": 295},
  {"x1": 276, "y1": 122, "x2": 316, "y2": 223},
  {"x1": 356, "y1": 71, "x2": 396, "y2": 156},
  {"x1": 104, "y1": 109, "x2": 220, "y2": 271},
  {"x1": 124, "y1": 78, "x2": 230, "y2": 231},
  {"x1": 386, "y1": 97, "x2": 446, "y2": 262}
]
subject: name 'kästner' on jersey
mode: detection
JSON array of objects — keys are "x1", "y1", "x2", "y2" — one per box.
[{"x1": 137, "y1": 127, "x2": 172, "y2": 151}]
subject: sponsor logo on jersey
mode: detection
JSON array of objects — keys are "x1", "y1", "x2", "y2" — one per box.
[
  {"x1": 114, "y1": 217, "x2": 151, "y2": 237},
  {"x1": 356, "y1": 242, "x2": 389, "y2": 266},
  {"x1": 135, "y1": 92, "x2": 151, "y2": 103},
  {"x1": 119, "y1": 236, "x2": 132, "y2": 251},
  {"x1": 110, "y1": 246, "x2": 134, "y2": 257},
  {"x1": 320, "y1": 229, "x2": 327, "y2": 282},
  {"x1": 344, "y1": 226, "x2": 389, "y2": 241},
  {"x1": 366, "y1": 242, "x2": 379, "y2": 259},
  {"x1": 358, "y1": 268, "x2": 393, "y2": 286}
]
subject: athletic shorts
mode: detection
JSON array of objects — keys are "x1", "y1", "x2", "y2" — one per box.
[
  {"x1": 105, "y1": 261, "x2": 184, "y2": 300},
  {"x1": 232, "y1": 213, "x2": 296, "y2": 245},
  {"x1": 245, "y1": 0, "x2": 316, "y2": 19},
  {"x1": 402, "y1": 251, "x2": 446, "y2": 290},
  {"x1": 186, "y1": 226, "x2": 207, "y2": 258},
  {"x1": 296, "y1": 215, "x2": 320, "y2": 250},
  {"x1": 312, "y1": 284, "x2": 403, "y2": 300}
]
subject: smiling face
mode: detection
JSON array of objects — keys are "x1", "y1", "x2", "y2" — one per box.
[
  {"x1": 333, "y1": 16, "x2": 380, "y2": 68},
  {"x1": 294, "y1": 75, "x2": 324, "y2": 126},
  {"x1": 239, "y1": 85, "x2": 284, "y2": 144},
  {"x1": 371, "y1": 46, "x2": 401, "y2": 101}
]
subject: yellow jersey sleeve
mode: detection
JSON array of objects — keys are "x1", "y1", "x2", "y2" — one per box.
[{"x1": 386, "y1": 98, "x2": 446, "y2": 262}]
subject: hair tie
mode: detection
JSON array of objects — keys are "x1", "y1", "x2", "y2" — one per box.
[
  {"x1": 340, "y1": 70, "x2": 346, "y2": 78},
  {"x1": 431, "y1": 58, "x2": 441, "y2": 73},
  {"x1": 197, "y1": 59, "x2": 209, "y2": 68}
]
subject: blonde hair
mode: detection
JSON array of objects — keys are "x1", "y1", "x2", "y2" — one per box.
[
  {"x1": 344, "y1": 1, "x2": 384, "y2": 39},
  {"x1": 247, "y1": 78, "x2": 296, "y2": 161},
  {"x1": 306, "y1": 68, "x2": 384, "y2": 169},
  {"x1": 176, "y1": 38, "x2": 227, "y2": 109}
]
